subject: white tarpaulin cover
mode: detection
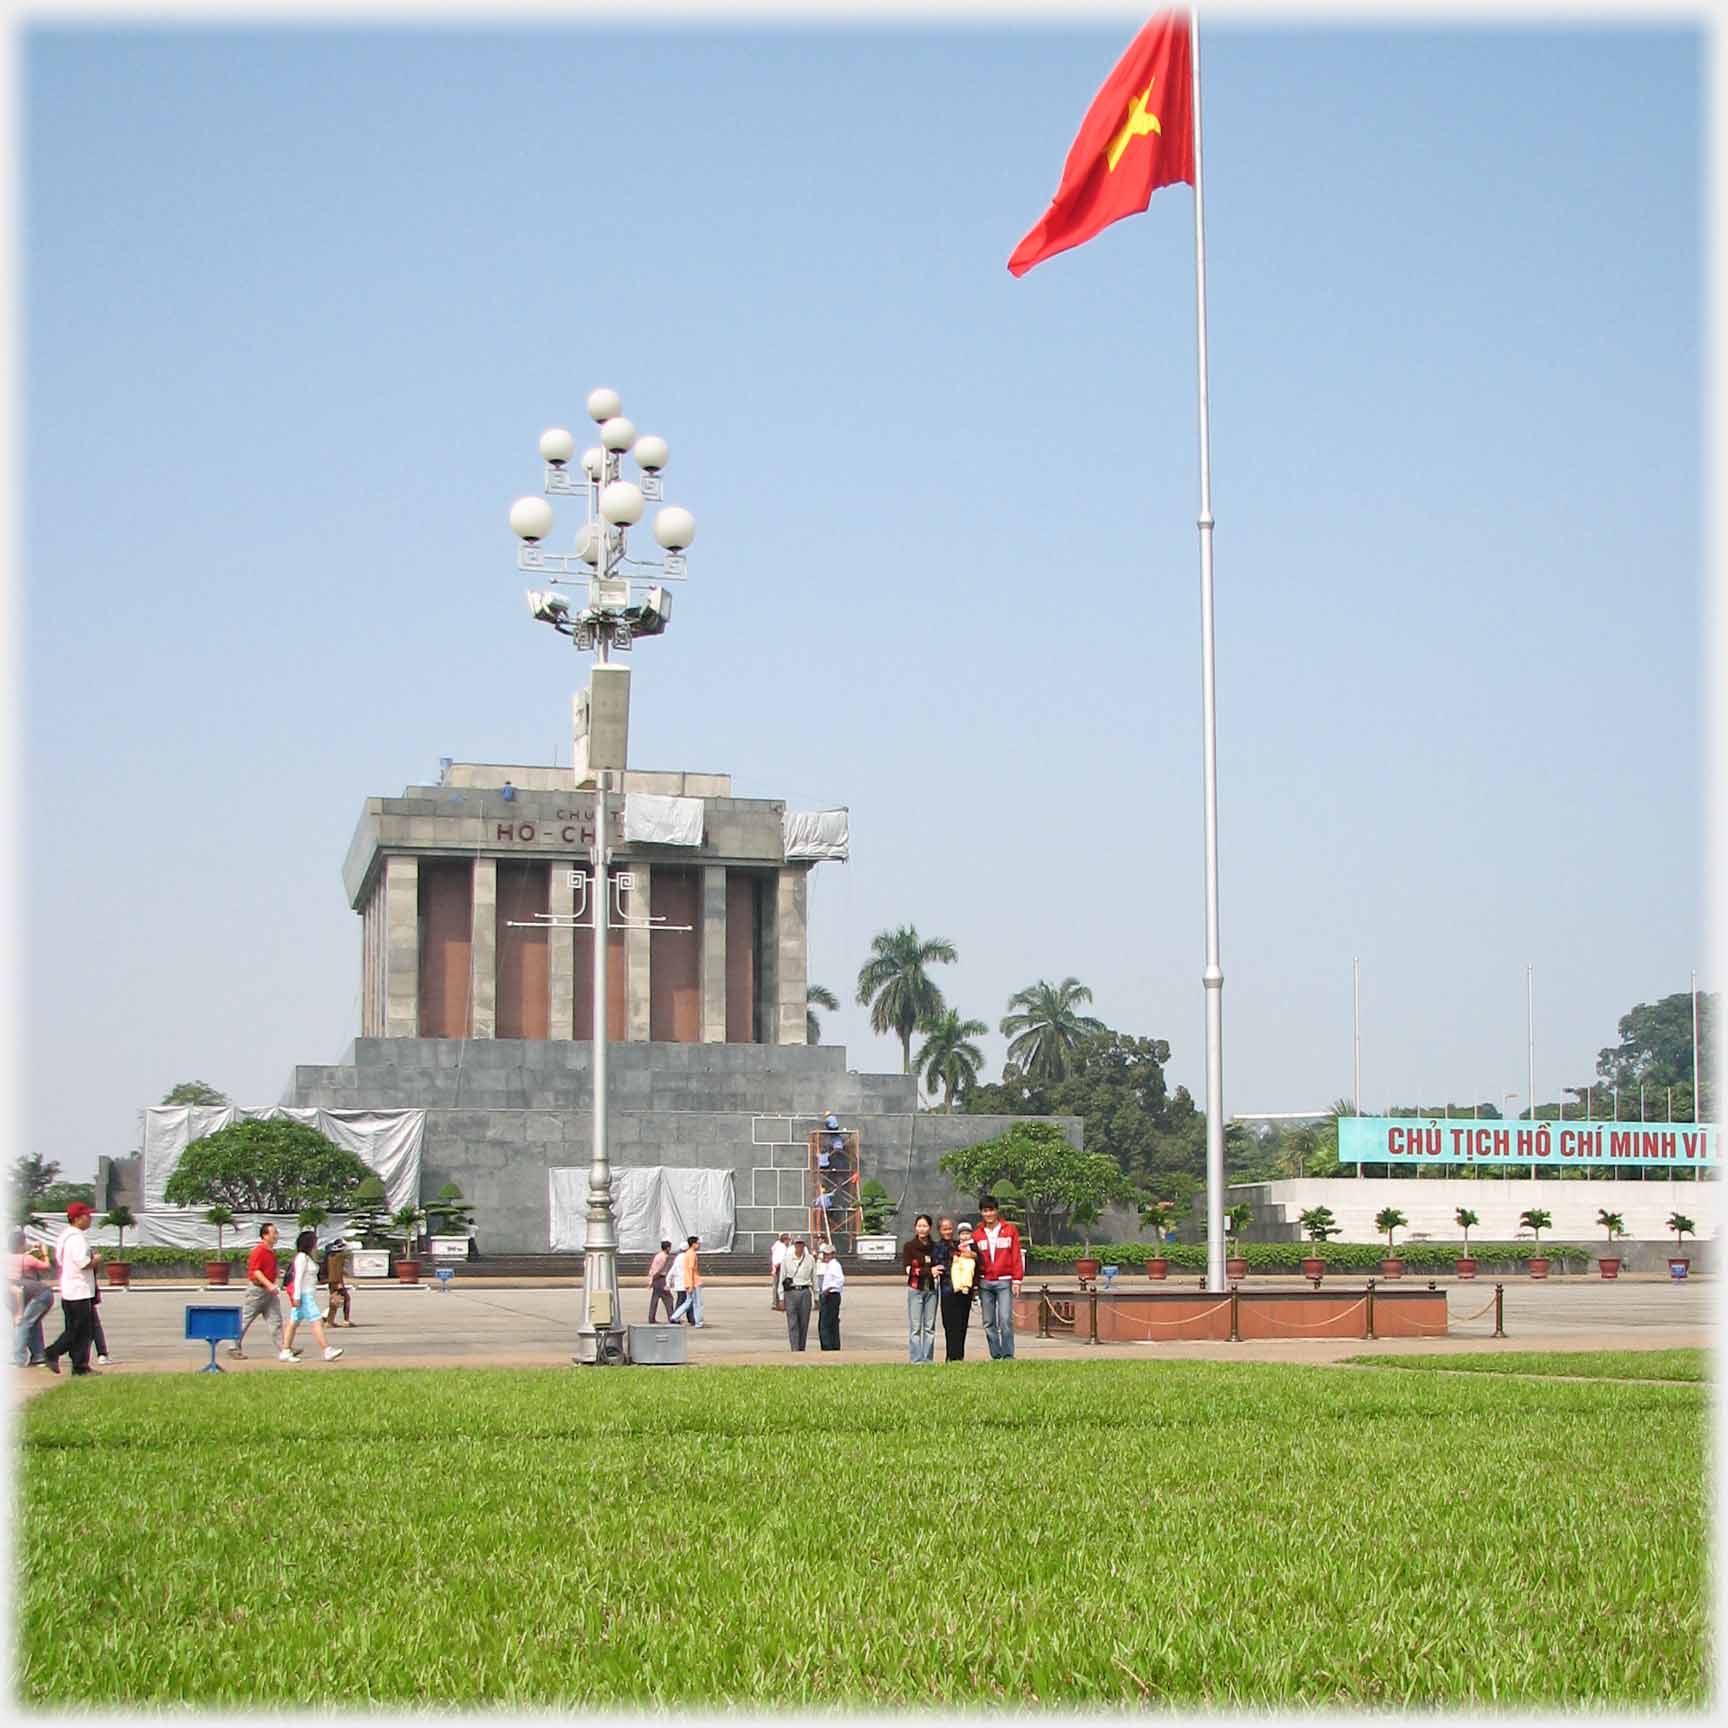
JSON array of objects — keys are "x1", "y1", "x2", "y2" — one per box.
[
  {"x1": 547, "y1": 1166, "x2": 736, "y2": 1252},
  {"x1": 25, "y1": 1213, "x2": 362, "y2": 1253},
  {"x1": 783, "y1": 808, "x2": 849, "y2": 861},
  {"x1": 140, "y1": 1106, "x2": 424, "y2": 1215},
  {"x1": 622, "y1": 792, "x2": 704, "y2": 847}
]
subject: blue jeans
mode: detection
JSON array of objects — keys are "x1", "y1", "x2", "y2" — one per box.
[
  {"x1": 980, "y1": 1279, "x2": 1016, "y2": 1359},
  {"x1": 906, "y1": 1288, "x2": 937, "y2": 1362},
  {"x1": 14, "y1": 1289, "x2": 53, "y2": 1365}
]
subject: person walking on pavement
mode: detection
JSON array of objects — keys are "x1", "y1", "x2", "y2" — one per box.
[
  {"x1": 815, "y1": 1240, "x2": 845, "y2": 1351},
  {"x1": 974, "y1": 1194, "x2": 1026, "y2": 1359},
  {"x1": 41, "y1": 1203, "x2": 100, "y2": 1376},
  {"x1": 768, "y1": 1231, "x2": 791, "y2": 1311},
  {"x1": 646, "y1": 1238, "x2": 675, "y2": 1323},
  {"x1": 233, "y1": 1222, "x2": 286, "y2": 1359},
  {"x1": 279, "y1": 1230, "x2": 344, "y2": 1364},
  {"x1": 321, "y1": 1240, "x2": 353, "y2": 1329},
  {"x1": 782, "y1": 1237, "x2": 816, "y2": 1351},
  {"x1": 903, "y1": 1213, "x2": 938, "y2": 1363},
  {"x1": 671, "y1": 1236, "x2": 705, "y2": 1327},
  {"x1": 12, "y1": 1229, "x2": 54, "y2": 1367}
]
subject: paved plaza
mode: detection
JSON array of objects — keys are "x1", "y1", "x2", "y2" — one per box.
[{"x1": 11, "y1": 1271, "x2": 1712, "y2": 1391}]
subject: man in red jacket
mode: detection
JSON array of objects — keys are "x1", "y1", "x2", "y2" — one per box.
[{"x1": 973, "y1": 1194, "x2": 1025, "y2": 1359}]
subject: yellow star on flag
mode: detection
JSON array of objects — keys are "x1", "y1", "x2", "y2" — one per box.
[{"x1": 1106, "y1": 79, "x2": 1162, "y2": 173}]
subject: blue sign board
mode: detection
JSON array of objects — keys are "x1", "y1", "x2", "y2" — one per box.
[{"x1": 1339, "y1": 1117, "x2": 1717, "y2": 1169}]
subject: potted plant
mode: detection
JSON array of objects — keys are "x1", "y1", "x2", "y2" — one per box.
[
  {"x1": 1595, "y1": 1209, "x2": 1626, "y2": 1280},
  {"x1": 1072, "y1": 1198, "x2": 1104, "y2": 1284},
  {"x1": 391, "y1": 1203, "x2": 426, "y2": 1283},
  {"x1": 1375, "y1": 1206, "x2": 1408, "y2": 1278},
  {"x1": 1297, "y1": 1205, "x2": 1338, "y2": 1280},
  {"x1": 1454, "y1": 1207, "x2": 1480, "y2": 1279},
  {"x1": 426, "y1": 1183, "x2": 475, "y2": 1262},
  {"x1": 203, "y1": 1205, "x2": 236, "y2": 1285},
  {"x1": 1140, "y1": 1199, "x2": 1176, "y2": 1279},
  {"x1": 100, "y1": 1205, "x2": 135, "y2": 1286},
  {"x1": 346, "y1": 1177, "x2": 392, "y2": 1278},
  {"x1": 1519, "y1": 1208, "x2": 1553, "y2": 1278},
  {"x1": 1223, "y1": 1202, "x2": 1252, "y2": 1280},
  {"x1": 1666, "y1": 1212, "x2": 1695, "y2": 1281}
]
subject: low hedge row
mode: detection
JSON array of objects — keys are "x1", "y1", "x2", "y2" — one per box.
[
  {"x1": 1028, "y1": 1240, "x2": 1593, "y2": 1271},
  {"x1": 99, "y1": 1247, "x2": 250, "y2": 1268}
]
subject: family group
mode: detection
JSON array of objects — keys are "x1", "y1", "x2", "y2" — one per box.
[{"x1": 900, "y1": 1195, "x2": 1026, "y2": 1361}]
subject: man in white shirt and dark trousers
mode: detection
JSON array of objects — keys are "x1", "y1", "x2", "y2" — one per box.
[
  {"x1": 782, "y1": 1237, "x2": 816, "y2": 1351},
  {"x1": 42, "y1": 1203, "x2": 100, "y2": 1376},
  {"x1": 768, "y1": 1231, "x2": 791, "y2": 1311},
  {"x1": 816, "y1": 1242, "x2": 845, "y2": 1351}
]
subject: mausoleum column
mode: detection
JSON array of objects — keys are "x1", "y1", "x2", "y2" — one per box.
[
  {"x1": 625, "y1": 863, "x2": 652, "y2": 1041},
  {"x1": 383, "y1": 855, "x2": 419, "y2": 1039},
  {"x1": 775, "y1": 865, "x2": 809, "y2": 1045},
  {"x1": 548, "y1": 861, "x2": 576, "y2": 1041},
  {"x1": 470, "y1": 856, "x2": 498, "y2": 1039},
  {"x1": 700, "y1": 864, "x2": 727, "y2": 1043}
]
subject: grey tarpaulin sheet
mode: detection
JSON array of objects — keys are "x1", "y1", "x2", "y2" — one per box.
[
  {"x1": 622, "y1": 792, "x2": 704, "y2": 847},
  {"x1": 140, "y1": 1106, "x2": 424, "y2": 1215},
  {"x1": 547, "y1": 1166, "x2": 736, "y2": 1252},
  {"x1": 25, "y1": 1213, "x2": 362, "y2": 1252},
  {"x1": 782, "y1": 808, "x2": 849, "y2": 861}
]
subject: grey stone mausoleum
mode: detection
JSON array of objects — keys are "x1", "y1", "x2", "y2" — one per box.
[{"x1": 195, "y1": 759, "x2": 1075, "y2": 1258}]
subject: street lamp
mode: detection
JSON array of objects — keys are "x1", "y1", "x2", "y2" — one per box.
[{"x1": 508, "y1": 386, "x2": 697, "y2": 1365}]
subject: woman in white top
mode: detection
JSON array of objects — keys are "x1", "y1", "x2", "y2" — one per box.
[
  {"x1": 280, "y1": 1230, "x2": 344, "y2": 1363},
  {"x1": 816, "y1": 1242, "x2": 846, "y2": 1351}
]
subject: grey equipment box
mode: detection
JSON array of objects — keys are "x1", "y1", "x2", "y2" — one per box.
[{"x1": 627, "y1": 1323, "x2": 689, "y2": 1366}]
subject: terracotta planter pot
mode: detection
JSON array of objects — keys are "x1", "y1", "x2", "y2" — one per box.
[
  {"x1": 1225, "y1": 1256, "x2": 1248, "y2": 1281},
  {"x1": 1527, "y1": 1256, "x2": 1550, "y2": 1280},
  {"x1": 204, "y1": 1261, "x2": 232, "y2": 1286},
  {"x1": 1379, "y1": 1257, "x2": 1405, "y2": 1279},
  {"x1": 1144, "y1": 1258, "x2": 1169, "y2": 1281},
  {"x1": 1597, "y1": 1257, "x2": 1621, "y2": 1280},
  {"x1": 394, "y1": 1259, "x2": 421, "y2": 1284},
  {"x1": 1300, "y1": 1257, "x2": 1325, "y2": 1281},
  {"x1": 104, "y1": 1261, "x2": 131, "y2": 1288},
  {"x1": 1455, "y1": 1257, "x2": 1478, "y2": 1280},
  {"x1": 1667, "y1": 1257, "x2": 1690, "y2": 1282}
]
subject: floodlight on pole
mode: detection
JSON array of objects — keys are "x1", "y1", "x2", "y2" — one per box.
[{"x1": 506, "y1": 386, "x2": 696, "y2": 1367}]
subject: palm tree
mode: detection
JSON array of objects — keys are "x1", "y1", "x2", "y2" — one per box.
[
  {"x1": 806, "y1": 984, "x2": 839, "y2": 1046},
  {"x1": 914, "y1": 1011, "x2": 988, "y2": 1111},
  {"x1": 854, "y1": 926, "x2": 957, "y2": 1074},
  {"x1": 998, "y1": 977, "x2": 1105, "y2": 1083}
]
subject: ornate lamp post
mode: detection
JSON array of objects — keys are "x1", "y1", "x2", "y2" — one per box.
[{"x1": 508, "y1": 386, "x2": 696, "y2": 1364}]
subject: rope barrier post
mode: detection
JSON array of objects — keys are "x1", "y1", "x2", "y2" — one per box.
[
  {"x1": 1364, "y1": 1278, "x2": 1375, "y2": 1340},
  {"x1": 1228, "y1": 1284, "x2": 1240, "y2": 1342},
  {"x1": 1087, "y1": 1285, "x2": 1100, "y2": 1345},
  {"x1": 1494, "y1": 1281, "x2": 1506, "y2": 1339},
  {"x1": 1037, "y1": 1285, "x2": 1051, "y2": 1340}
]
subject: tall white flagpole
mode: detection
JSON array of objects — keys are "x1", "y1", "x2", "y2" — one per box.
[{"x1": 1189, "y1": 11, "x2": 1227, "y2": 1293}]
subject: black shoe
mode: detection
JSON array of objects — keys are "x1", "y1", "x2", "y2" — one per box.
[{"x1": 44, "y1": 1354, "x2": 60, "y2": 1376}]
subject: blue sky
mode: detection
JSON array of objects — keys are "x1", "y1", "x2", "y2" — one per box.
[{"x1": 21, "y1": 16, "x2": 1705, "y2": 1177}]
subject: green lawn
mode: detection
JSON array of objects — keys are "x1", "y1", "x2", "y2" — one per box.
[
  {"x1": 1345, "y1": 1347, "x2": 1710, "y2": 1383},
  {"x1": 15, "y1": 1359, "x2": 1709, "y2": 1709}
]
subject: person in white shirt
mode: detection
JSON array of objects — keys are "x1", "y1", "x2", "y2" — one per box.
[
  {"x1": 768, "y1": 1232, "x2": 791, "y2": 1312},
  {"x1": 42, "y1": 1203, "x2": 100, "y2": 1376},
  {"x1": 782, "y1": 1238, "x2": 817, "y2": 1351},
  {"x1": 279, "y1": 1230, "x2": 344, "y2": 1363},
  {"x1": 816, "y1": 1242, "x2": 845, "y2": 1351}
]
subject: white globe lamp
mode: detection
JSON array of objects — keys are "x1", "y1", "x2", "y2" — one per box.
[
  {"x1": 653, "y1": 506, "x2": 696, "y2": 551},
  {"x1": 600, "y1": 480, "x2": 645, "y2": 526},
  {"x1": 586, "y1": 387, "x2": 622, "y2": 423},
  {"x1": 509, "y1": 496, "x2": 555, "y2": 542}
]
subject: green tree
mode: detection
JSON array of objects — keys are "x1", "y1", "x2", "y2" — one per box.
[
  {"x1": 854, "y1": 926, "x2": 957, "y2": 1074},
  {"x1": 858, "y1": 1178, "x2": 896, "y2": 1235},
  {"x1": 914, "y1": 1010, "x2": 988, "y2": 1111},
  {"x1": 1596, "y1": 991, "x2": 1717, "y2": 1109},
  {"x1": 11, "y1": 1154, "x2": 61, "y2": 1224},
  {"x1": 1374, "y1": 1207, "x2": 1408, "y2": 1251},
  {"x1": 939, "y1": 1120, "x2": 1128, "y2": 1243},
  {"x1": 998, "y1": 978, "x2": 1106, "y2": 1084},
  {"x1": 162, "y1": 1119, "x2": 374, "y2": 1215},
  {"x1": 161, "y1": 1080, "x2": 229, "y2": 1107},
  {"x1": 806, "y1": 984, "x2": 840, "y2": 1046},
  {"x1": 101, "y1": 1205, "x2": 136, "y2": 1257},
  {"x1": 204, "y1": 1205, "x2": 236, "y2": 1253},
  {"x1": 348, "y1": 1176, "x2": 390, "y2": 1249},
  {"x1": 427, "y1": 1183, "x2": 475, "y2": 1236}
]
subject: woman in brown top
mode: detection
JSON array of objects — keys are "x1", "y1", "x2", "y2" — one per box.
[{"x1": 903, "y1": 1213, "x2": 938, "y2": 1363}]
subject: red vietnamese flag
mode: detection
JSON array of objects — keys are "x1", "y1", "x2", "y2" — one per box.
[{"x1": 1008, "y1": 13, "x2": 1195, "y2": 277}]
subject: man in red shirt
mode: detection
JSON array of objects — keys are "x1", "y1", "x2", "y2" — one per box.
[
  {"x1": 973, "y1": 1195, "x2": 1026, "y2": 1360},
  {"x1": 233, "y1": 1222, "x2": 288, "y2": 1360}
]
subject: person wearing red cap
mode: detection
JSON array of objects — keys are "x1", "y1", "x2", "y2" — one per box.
[{"x1": 41, "y1": 1203, "x2": 101, "y2": 1376}]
